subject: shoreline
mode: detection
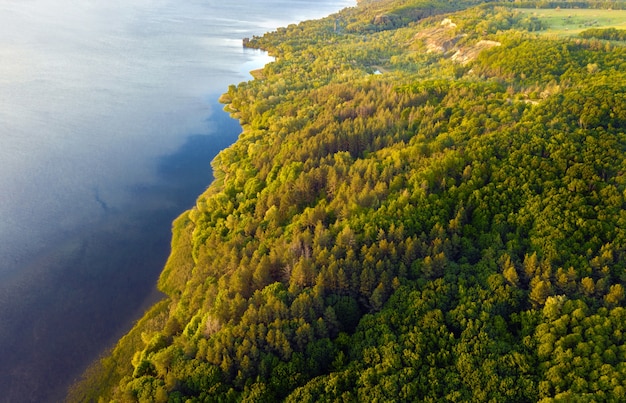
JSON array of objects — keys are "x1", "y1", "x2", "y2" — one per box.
[
  {"x1": 66, "y1": 2, "x2": 356, "y2": 399},
  {"x1": 63, "y1": 96, "x2": 244, "y2": 401}
]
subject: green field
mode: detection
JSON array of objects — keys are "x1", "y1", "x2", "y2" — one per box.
[{"x1": 517, "y1": 8, "x2": 626, "y2": 36}]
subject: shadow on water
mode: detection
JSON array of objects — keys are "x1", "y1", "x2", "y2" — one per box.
[
  {"x1": 0, "y1": 103, "x2": 241, "y2": 402},
  {"x1": 153, "y1": 108, "x2": 242, "y2": 202}
]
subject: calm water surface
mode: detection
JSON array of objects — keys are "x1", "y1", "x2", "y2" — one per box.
[{"x1": 0, "y1": 0, "x2": 353, "y2": 401}]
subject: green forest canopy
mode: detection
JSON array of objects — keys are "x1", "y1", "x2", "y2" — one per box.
[{"x1": 70, "y1": 0, "x2": 626, "y2": 401}]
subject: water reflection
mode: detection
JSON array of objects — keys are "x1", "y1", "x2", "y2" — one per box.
[{"x1": 0, "y1": 99, "x2": 241, "y2": 402}]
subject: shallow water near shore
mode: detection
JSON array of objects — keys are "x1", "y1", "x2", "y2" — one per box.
[{"x1": 0, "y1": 0, "x2": 353, "y2": 401}]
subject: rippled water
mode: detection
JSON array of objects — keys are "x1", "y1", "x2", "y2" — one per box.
[{"x1": 0, "y1": 0, "x2": 353, "y2": 400}]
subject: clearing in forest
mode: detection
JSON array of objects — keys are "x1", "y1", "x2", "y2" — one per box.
[{"x1": 517, "y1": 8, "x2": 626, "y2": 36}]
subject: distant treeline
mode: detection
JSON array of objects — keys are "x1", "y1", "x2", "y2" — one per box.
[{"x1": 580, "y1": 27, "x2": 626, "y2": 40}]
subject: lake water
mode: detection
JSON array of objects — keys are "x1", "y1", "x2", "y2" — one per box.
[{"x1": 0, "y1": 0, "x2": 353, "y2": 401}]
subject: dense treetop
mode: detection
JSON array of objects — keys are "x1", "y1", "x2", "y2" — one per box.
[{"x1": 70, "y1": 0, "x2": 626, "y2": 401}]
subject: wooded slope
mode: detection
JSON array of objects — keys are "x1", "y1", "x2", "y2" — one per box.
[{"x1": 71, "y1": 0, "x2": 626, "y2": 401}]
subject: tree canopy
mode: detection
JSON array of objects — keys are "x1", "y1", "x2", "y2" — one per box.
[{"x1": 70, "y1": 0, "x2": 626, "y2": 401}]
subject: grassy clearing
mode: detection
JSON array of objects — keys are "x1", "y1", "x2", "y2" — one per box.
[{"x1": 517, "y1": 8, "x2": 626, "y2": 36}]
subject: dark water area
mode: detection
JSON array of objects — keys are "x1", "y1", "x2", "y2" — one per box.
[
  {"x1": 156, "y1": 108, "x2": 243, "y2": 196},
  {"x1": 0, "y1": 100, "x2": 242, "y2": 402}
]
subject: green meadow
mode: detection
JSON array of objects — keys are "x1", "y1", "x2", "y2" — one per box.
[{"x1": 517, "y1": 8, "x2": 626, "y2": 36}]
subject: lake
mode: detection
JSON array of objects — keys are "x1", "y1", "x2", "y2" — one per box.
[{"x1": 0, "y1": 0, "x2": 353, "y2": 401}]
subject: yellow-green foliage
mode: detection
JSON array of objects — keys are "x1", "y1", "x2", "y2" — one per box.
[
  {"x1": 72, "y1": 1, "x2": 626, "y2": 401},
  {"x1": 67, "y1": 300, "x2": 170, "y2": 402},
  {"x1": 158, "y1": 212, "x2": 195, "y2": 298}
]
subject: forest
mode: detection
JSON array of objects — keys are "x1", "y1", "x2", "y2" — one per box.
[{"x1": 70, "y1": 0, "x2": 626, "y2": 401}]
